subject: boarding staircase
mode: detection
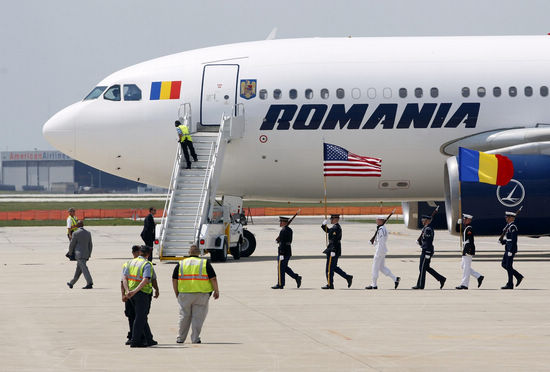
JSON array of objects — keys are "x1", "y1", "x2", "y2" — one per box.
[{"x1": 158, "y1": 103, "x2": 245, "y2": 259}]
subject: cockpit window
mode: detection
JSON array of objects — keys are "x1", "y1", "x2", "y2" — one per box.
[
  {"x1": 83, "y1": 86, "x2": 107, "y2": 100},
  {"x1": 104, "y1": 85, "x2": 121, "y2": 101},
  {"x1": 123, "y1": 84, "x2": 142, "y2": 101}
]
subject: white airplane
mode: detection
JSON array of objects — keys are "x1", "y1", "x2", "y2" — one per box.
[{"x1": 43, "y1": 35, "x2": 550, "y2": 235}]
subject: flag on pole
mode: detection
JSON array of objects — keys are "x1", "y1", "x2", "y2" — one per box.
[
  {"x1": 458, "y1": 147, "x2": 514, "y2": 185},
  {"x1": 323, "y1": 143, "x2": 382, "y2": 177}
]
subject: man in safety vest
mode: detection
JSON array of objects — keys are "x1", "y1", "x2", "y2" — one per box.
[
  {"x1": 172, "y1": 245, "x2": 219, "y2": 344},
  {"x1": 121, "y1": 245, "x2": 140, "y2": 345},
  {"x1": 122, "y1": 245, "x2": 159, "y2": 347},
  {"x1": 66, "y1": 207, "x2": 78, "y2": 241},
  {"x1": 175, "y1": 120, "x2": 198, "y2": 169}
]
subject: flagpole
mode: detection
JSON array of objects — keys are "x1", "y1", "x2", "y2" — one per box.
[
  {"x1": 323, "y1": 141, "x2": 328, "y2": 246},
  {"x1": 458, "y1": 177, "x2": 463, "y2": 252}
]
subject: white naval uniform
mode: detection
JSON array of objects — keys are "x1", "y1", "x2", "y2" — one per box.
[
  {"x1": 460, "y1": 225, "x2": 481, "y2": 288},
  {"x1": 371, "y1": 225, "x2": 397, "y2": 287}
]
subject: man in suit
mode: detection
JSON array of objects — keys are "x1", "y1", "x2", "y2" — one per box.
[
  {"x1": 66, "y1": 220, "x2": 93, "y2": 289},
  {"x1": 141, "y1": 207, "x2": 156, "y2": 261},
  {"x1": 412, "y1": 215, "x2": 446, "y2": 290},
  {"x1": 271, "y1": 216, "x2": 302, "y2": 289},
  {"x1": 500, "y1": 211, "x2": 524, "y2": 289},
  {"x1": 321, "y1": 214, "x2": 353, "y2": 289}
]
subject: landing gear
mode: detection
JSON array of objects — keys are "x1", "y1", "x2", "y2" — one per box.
[{"x1": 240, "y1": 229, "x2": 256, "y2": 257}]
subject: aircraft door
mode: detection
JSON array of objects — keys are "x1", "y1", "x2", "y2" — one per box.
[{"x1": 201, "y1": 64, "x2": 239, "y2": 126}]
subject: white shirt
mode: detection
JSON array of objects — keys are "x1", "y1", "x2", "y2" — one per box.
[
  {"x1": 374, "y1": 225, "x2": 388, "y2": 255},
  {"x1": 67, "y1": 216, "x2": 75, "y2": 229}
]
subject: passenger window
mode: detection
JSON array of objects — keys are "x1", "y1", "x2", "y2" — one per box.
[
  {"x1": 383, "y1": 88, "x2": 392, "y2": 99},
  {"x1": 83, "y1": 86, "x2": 107, "y2": 100},
  {"x1": 541, "y1": 86, "x2": 549, "y2": 97},
  {"x1": 305, "y1": 89, "x2": 314, "y2": 99},
  {"x1": 415, "y1": 88, "x2": 423, "y2": 98},
  {"x1": 493, "y1": 87, "x2": 502, "y2": 97},
  {"x1": 525, "y1": 86, "x2": 533, "y2": 97},
  {"x1": 430, "y1": 87, "x2": 438, "y2": 98},
  {"x1": 509, "y1": 86, "x2": 517, "y2": 97},
  {"x1": 336, "y1": 88, "x2": 345, "y2": 99},
  {"x1": 123, "y1": 84, "x2": 142, "y2": 101},
  {"x1": 289, "y1": 89, "x2": 297, "y2": 100},
  {"x1": 259, "y1": 89, "x2": 267, "y2": 100},
  {"x1": 398, "y1": 88, "x2": 407, "y2": 98},
  {"x1": 104, "y1": 85, "x2": 121, "y2": 101},
  {"x1": 273, "y1": 89, "x2": 282, "y2": 100},
  {"x1": 355, "y1": 88, "x2": 364, "y2": 99},
  {"x1": 477, "y1": 87, "x2": 486, "y2": 97},
  {"x1": 321, "y1": 88, "x2": 329, "y2": 99},
  {"x1": 462, "y1": 87, "x2": 470, "y2": 98}
]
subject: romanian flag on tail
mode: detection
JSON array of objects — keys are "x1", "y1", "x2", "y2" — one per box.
[
  {"x1": 150, "y1": 81, "x2": 181, "y2": 100},
  {"x1": 458, "y1": 147, "x2": 514, "y2": 186}
]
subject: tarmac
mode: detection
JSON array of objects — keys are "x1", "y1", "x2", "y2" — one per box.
[{"x1": 1, "y1": 219, "x2": 550, "y2": 371}]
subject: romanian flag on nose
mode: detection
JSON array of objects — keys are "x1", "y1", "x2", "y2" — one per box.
[
  {"x1": 150, "y1": 81, "x2": 181, "y2": 100},
  {"x1": 458, "y1": 147, "x2": 514, "y2": 186}
]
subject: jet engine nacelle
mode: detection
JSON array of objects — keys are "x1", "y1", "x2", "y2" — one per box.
[
  {"x1": 444, "y1": 154, "x2": 550, "y2": 236},
  {"x1": 402, "y1": 201, "x2": 448, "y2": 230}
]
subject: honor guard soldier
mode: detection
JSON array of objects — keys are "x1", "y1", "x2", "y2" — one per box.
[
  {"x1": 321, "y1": 214, "x2": 353, "y2": 289},
  {"x1": 366, "y1": 217, "x2": 400, "y2": 290},
  {"x1": 456, "y1": 214, "x2": 484, "y2": 290},
  {"x1": 271, "y1": 216, "x2": 302, "y2": 289},
  {"x1": 500, "y1": 211, "x2": 524, "y2": 289},
  {"x1": 412, "y1": 215, "x2": 447, "y2": 290}
]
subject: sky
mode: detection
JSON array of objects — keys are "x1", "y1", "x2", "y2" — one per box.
[{"x1": 2, "y1": 0, "x2": 550, "y2": 151}]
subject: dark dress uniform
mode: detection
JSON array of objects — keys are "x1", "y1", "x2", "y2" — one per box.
[
  {"x1": 272, "y1": 224, "x2": 301, "y2": 289},
  {"x1": 141, "y1": 212, "x2": 155, "y2": 261},
  {"x1": 500, "y1": 222, "x2": 523, "y2": 289},
  {"x1": 414, "y1": 223, "x2": 446, "y2": 289},
  {"x1": 321, "y1": 218, "x2": 353, "y2": 289}
]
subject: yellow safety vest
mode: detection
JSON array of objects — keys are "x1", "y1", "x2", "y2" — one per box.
[
  {"x1": 127, "y1": 257, "x2": 153, "y2": 294},
  {"x1": 68, "y1": 215, "x2": 78, "y2": 232},
  {"x1": 178, "y1": 257, "x2": 214, "y2": 293},
  {"x1": 178, "y1": 124, "x2": 192, "y2": 142}
]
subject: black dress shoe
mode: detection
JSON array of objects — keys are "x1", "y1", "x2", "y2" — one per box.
[
  {"x1": 501, "y1": 285, "x2": 513, "y2": 289},
  {"x1": 411, "y1": 286, "x2": 423, "y2": 290},
  {"x1": 130, "y1": 343, "x2": 148, "y2": 348},
  {"x1": 296, "y1": 275, "x2": 302, "y2": 288},
  {"x1": 516, "y1": 275, "x2": 524, "y2": 287},
  {"x1": 67, "y1": 282, "x2": 73, "y2": 289},
  {"x1": 82, "y1": 284, "x2": 93, "y2": 289},
  {"x1": 440, "y1": 277, "x2": 446, "y2": 289},
  {"x1": 271, "y1": 284, "x2": 283, "y2": 289},
  {"x1": 365, "y1": 285, "x2": 377, "y2": 290},
  {"x1": 346, "y1": 275, "x2": 353, "y2": 288},
  {"x1": 147, "y1": 340, "x2": 158, "y2": 346},
  {"x1": 125, "y1": 339, "x2": 132, "y2": 345},
  {"x1": 394, "y1": 277, "x2": 401, "y2": 289},
  {"x1": 193, "y1": 156, "x2": 198, "y2": 162},
  {"x1": 321, "y1": 285, "x2": 334, "y2": 289},
  {"x1": 455, "y1": 285, "x2": 468, "y2": 290},
  {"x1": 477, "y1": 275, "x2": 484, "y2": 288},
  {"x1": 186, "y1": 164, "x2": 191, "y2": 169}
]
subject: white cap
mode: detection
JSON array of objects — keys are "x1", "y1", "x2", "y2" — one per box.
[
  {"x1": 462, "y1": 213, "x2": 473, "y2": 219},
  {"x1": 505, "y1": 211, "x2": 516, "y2": 217}
]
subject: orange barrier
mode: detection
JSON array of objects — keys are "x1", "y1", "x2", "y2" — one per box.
[{"x1": 0, "y1": 206, "x2": 402, "y2": 221}]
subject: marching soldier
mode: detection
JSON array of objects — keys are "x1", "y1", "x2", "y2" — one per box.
[
  {"x1": 271, "y1": 216, "x2": 302, "y2": 289},
  {"x1": 366, "y1": 217, "x2": 400, "y2": 289},
  {"x1": 455, "y1": 213, "x2": 484, "y2": 290},
  {"x1": 321, "y1": 214, "x2": 353, "y2": 289},
  {"x1": 412, "y1": 215, "x2": 446, "y2": 290},
  {"x1": 500, "y1": 211, "x2": 524, "y2": 289}
]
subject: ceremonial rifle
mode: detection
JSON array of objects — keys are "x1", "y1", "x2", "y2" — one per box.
[
  {"x1": 417, "y1": 205, "x2": 440, "y2": 245},
  {"x1": 498, "y1": 205, "x2": 523, "y2": 243},
  {"x1": 276, "y1": 209, "x2": 301, "y2": 243},
  {"x1": 369, "y1": 208, "x2": 396, "y2": 245}
]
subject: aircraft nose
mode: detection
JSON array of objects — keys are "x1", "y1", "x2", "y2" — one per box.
[{"x1": 42, "y1": 102, "x2": 80, "y2": 156}]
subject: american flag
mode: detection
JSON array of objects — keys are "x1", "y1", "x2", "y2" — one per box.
[{"x1": 323, "y1": 143, "x2": 382, "y2": 177}]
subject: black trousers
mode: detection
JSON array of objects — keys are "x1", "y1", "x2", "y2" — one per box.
[
  {"x1": 416, "y1": 252, "x2": 445, "y2": 289},
  {"x1": 124, "y1": 298, "x2": 135, "y2": 340},
  {"x1": 180, "y1": 140, "x2": 197, "y2": 166},
  {"x1": 325, "y1": 254, "x2": 350, "y2": 287},
  {"x1": 141, "y1": 236, "x2": 154, "y2": 261},
  {"x1": 130, "y1": 291, "x2": 153, "y2": 345},
  {"x1": 277, "y1": 255, "x2": 298, "y2": 287},
  {"x1": 501, "y1": 251, "x2": 522, "y2": 286}
]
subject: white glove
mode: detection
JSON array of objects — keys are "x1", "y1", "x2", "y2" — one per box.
[
  {"x1": 322, "y1": 219, "x2": 329, "y2": 225},
  {"x1": 330, "y1": 252, "x2": 336, "y2": 257},
  {"x1": 457, "y1": 219, "x2": 462, "y2": 224},
  {"x1": 507, "y1": 252, "x2": 512, "y2": 257}
]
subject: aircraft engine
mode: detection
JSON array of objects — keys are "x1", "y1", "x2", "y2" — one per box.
[{"x1": 444, "y1": 154, "x2": 550, "y2": 236}]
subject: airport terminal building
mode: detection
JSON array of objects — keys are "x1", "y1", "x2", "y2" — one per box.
[{"x1": 0, "y1": 150, "x2": 145, "y2": 192}]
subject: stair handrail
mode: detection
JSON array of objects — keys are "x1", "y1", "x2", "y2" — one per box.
[{"x1": 158, "y1": 141, "x2": 183, "y2": 257}]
